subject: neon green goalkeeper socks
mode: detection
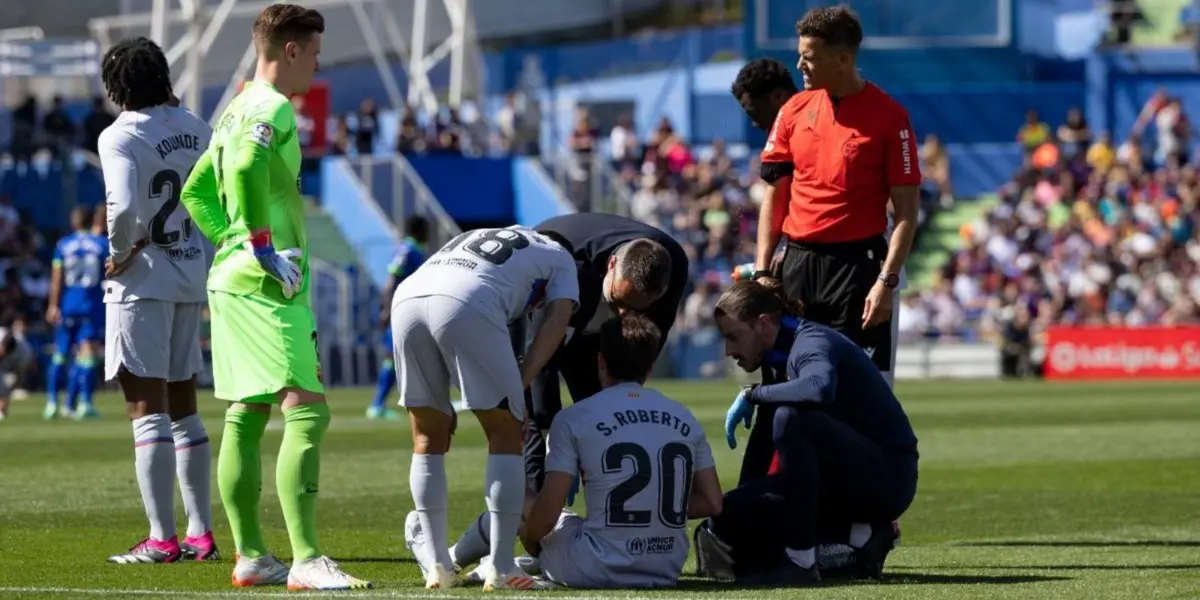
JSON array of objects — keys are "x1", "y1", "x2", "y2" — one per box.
[
  {"x1": 277, "y1": 403, "x2": 331, "y2": 562},
  {"x1": 218, "y1": 405, "x2": 270, "y2": 559}
]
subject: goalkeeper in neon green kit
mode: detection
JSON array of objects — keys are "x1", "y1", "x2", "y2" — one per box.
[{"x1": 180, "y1": 3, "x2": 369, "y2": 591}]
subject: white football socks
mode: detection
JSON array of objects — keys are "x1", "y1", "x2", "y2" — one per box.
[
  {"x1": 849, "y1": 523, "x2": 872, "y2": 548},
  {"x1": 484, "y1": 455, "x2": 524, "y2": 576},
  {"x1": 786, "y1": 547, "x2": 816, "y2": 569},
  {"x1": 410, "y1": 454, "x2": 453, "y2": 570},
  {"x1": 171, "y1": 414, "x2": 212, "y2": 537},
  {"x1": 132, "y1": 413, "x2": 176, "y2": 541}
]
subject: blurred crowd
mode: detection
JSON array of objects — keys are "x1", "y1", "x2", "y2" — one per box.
[
  {"x1": 10, "y1": 77, "x2": 1200, "y2": 382},
  {"x1": 899, "y1": 90, "x2": 1200, "y2": 373}
]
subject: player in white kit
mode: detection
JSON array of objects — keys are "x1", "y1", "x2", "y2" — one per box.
[
  {"x1": 392, "y1": 226, "x2": 578, "y2": 591},
  {"x1": 411, "y1": 314, "x2": 723, "y2": 588},
  {"x1": 526, "y1": 313, "x2": 722, "y2": 588},
  {"x1": 97, "y1": 37, "x2": 217, "y2": 565}
]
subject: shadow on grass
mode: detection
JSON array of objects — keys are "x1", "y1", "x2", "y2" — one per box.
[
  {"x1": 927, "y1": 564, "x2": 1200, "y2": 572},
  {"x1": 961, "y1": 540, "x2": 1200, "y2": 548},
  {"x1": 332, "y1": 556, "x2": 418, "y2": 564},
  {"x1": 876, "y1": 573, "x2": 1068, "y2": 585},
  {"x1": 670, "y1": 573, "x2": 1066, "y2": 591}
]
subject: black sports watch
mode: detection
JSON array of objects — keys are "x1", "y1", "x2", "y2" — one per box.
[
  {"x1": 752, "y1": 270, "x2": 772, "y2": 281},
  {"x1": 878, "y1": 272, "x2": 900, "y2": 289}
]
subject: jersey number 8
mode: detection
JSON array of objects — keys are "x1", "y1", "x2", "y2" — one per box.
[
  {"x1": 439, "y1": 228, "x2": 530, "y2": 266},
  {"x1": 602, "y1": 441, "x2": 695, "y2": 529}
]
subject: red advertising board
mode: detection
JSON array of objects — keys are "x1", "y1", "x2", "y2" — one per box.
[
  {"x1": 1044, "y1": 326, "x2": 1200, "y2": 380},
  {"x1": 235, "y1": 79, "x2": 329, "y2": 150}
]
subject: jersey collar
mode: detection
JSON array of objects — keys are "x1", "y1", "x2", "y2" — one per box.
[{"x1": 765, "y1": 315, "x2": 801, "y2": 369}]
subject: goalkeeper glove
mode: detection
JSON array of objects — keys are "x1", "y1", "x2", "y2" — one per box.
[{"x1": 249, "y1": 230, "x2": 303, "y2": 299}]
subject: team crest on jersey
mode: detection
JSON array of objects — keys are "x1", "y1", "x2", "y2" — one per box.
[{"x1": 250, "y1": 123, "x2": 274, "y2": 148}]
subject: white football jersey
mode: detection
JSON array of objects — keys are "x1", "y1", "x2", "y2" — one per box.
[
  {"x1": 393, "y1": 226, "x2": 579, "y2": 330},
  {"x1": 545, "y1": 382, "x2": 715, "y2": 588},
  {"x1": 100, "y1": 105, "x2": 211, "y2": 304}
]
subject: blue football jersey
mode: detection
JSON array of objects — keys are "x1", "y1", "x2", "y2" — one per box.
[
  {"x1": 54, "y1": 231, "x2": 109, "y2": 316},
  {"x1": 387, "y1": 237, "x2": 427, "y2": 289}
]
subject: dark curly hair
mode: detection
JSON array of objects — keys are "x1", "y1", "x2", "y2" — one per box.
[
  {"x1": 796, "y1": 6, "x2": 864, "y2": 51},
  {"x1": 101, "y1": 37, "x2": 173, "y2": 111},
  {"x1": 731, "y1": 57, "x2": 798, "y2": 101}
]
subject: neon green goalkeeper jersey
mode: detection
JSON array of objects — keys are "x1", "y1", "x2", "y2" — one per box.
[{"x1": 182, "y1": 81, "x2": 309, "y2": 305}]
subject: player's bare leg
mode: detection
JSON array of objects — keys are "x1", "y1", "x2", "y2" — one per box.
[
  {"x1": 408, "y1": 406, "x2": 460, "y2": 589},
  {"x1": 108, "y1": 370, "x2": 181, "y2": 564},
  {"x1": 474, "y1": 406, "x2": 552, "y2": 591},
  {"x1": 167, "y1": 377, "x2": 217, "y2": 561},
  {"x1": 277, "y1": 388, "x2": 371, "y2": 591}
]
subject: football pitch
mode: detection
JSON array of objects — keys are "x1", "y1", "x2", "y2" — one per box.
[{"x1": 1, "y1": 379, "x2": 1198, "y2": 599}]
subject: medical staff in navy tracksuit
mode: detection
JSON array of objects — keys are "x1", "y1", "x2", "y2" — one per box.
[{"x1": 696, "y1": 279, "x2": 918, "y2": 587}]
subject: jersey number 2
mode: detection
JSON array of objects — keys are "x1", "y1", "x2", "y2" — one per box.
[
  {"x1": 149, "y1": 169, "x2": 193, "y2": 246},
  {"x1": 602, "y1": 441, "x2": 694, "y2": 529},
  {"x1": 440, "y1": 228, "x2": 530, "y2": 266}
]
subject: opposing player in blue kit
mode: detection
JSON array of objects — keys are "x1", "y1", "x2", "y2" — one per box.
[
  {"x1": 45, "y1": 206, "x2": 109, "y2": 420},
  {"x1": 369, "y1": 216, "x2": 429, "y2": 419}
]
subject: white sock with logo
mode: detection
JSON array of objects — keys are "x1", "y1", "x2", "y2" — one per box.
[{"x1": 133, "y1": 413, "x2": 177, "y2": 541}]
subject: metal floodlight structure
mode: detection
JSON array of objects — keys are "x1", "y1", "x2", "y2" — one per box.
[{"x1": 86, "y1": 0, "x2": 486, "y2": 123}]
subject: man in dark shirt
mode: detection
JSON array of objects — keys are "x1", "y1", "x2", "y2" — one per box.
[
  {"x1": 515, "y1": 213, "x2": 690, "y2": 490},
  {"x1": 695, "y1": 280, "x2": 918, "y2": 587}
]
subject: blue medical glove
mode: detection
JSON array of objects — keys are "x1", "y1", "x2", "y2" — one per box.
[{"x1": 724, "y1": 385, "x2": 756, "y2": 450}]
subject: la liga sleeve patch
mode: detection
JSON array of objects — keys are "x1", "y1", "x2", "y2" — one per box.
[{"x1": 249, "y1": 122, "x2": 274, "y2": 148}]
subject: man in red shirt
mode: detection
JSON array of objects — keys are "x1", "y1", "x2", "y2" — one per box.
[{"x1": 746, "y1": 6, "x2": 921, "y2": 384}]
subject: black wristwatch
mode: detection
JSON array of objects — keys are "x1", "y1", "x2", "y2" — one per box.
[
  {"x1": 752, "y1": 270, "x2": 772, "y2": 281},
  {"x1": 878, "y1": 272, "x2": 900, "y2": 289}
]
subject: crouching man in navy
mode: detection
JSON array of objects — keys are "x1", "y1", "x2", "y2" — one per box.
[{"x1": 693, "y1": 279, "x2": 918, "y2": 587}]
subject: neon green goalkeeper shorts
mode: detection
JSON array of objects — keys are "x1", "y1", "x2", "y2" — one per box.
[{"x1": 208, "y1": 290, "x2": 323, "y2": 402}]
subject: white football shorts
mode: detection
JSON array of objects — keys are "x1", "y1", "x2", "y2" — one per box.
[
  {"x1": 105, "y1": 299, "x2": 203, "y2": 382},
  {"x1": 390, "y1": 295, "x2": 524, "y2": 420}
]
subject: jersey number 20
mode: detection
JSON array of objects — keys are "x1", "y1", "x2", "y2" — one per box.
[
  {"x1": 149, "y1": 169, "x2": 194, "y2": 246},
  {"x1": 439, "y1": 228, "x2": 530, "y2": 266},
  {"x1": 602, "y1": 441, "x2": 694, "y2": 529}
]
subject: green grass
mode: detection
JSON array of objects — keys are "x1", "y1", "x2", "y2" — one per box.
[{"x1": 1, "y1": 379, "x2": 1199, "y2": 599}]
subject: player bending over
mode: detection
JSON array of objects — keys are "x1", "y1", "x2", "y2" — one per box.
[
  {"x1": 368, "y1": 215, "x2": 429, "y2": 420},
  {"x1": 692, "y1": 280, "x2": 918, "y2": 586},
  {"x1": 97, "y1": 36, "x2": 218, "y2": 565},
  {"x1": 180, "y1": 3, "x2": 370, "y2": 591},
  {"x1": 45, "y1": 206, "x2": 107, "y2": 420},
  {"x1": 517, "y1": 214, "x2": 687, "y2": 492},
  {"x1": 392, "y1": 226, "x2": 578, "y2": 590},
  {"x1": 413, "y1": 314, "x2": 722, "y2": 589}
]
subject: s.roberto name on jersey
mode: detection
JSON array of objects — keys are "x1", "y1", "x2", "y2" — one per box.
[{"x1": 594, "y1": 408, "x2": 692, "y2": 437}]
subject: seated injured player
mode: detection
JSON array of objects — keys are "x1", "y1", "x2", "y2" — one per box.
[
  {"x1": 692, "y1": 280, "x2": 919, "y2": 587},
  {"x1": 408, "y1": 314, "x2": 723, "y2": 589}
]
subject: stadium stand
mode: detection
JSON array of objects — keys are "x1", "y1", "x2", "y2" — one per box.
[{"x1": 2, "y1": 0, "x2": 1199, "y2": 384}]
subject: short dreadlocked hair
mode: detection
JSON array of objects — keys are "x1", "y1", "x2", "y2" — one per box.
[
  {"x1": 731, "y1": 57, "x2": 798, "y2": 101},
  {"x1": 101, "y1": 37, "x2": 173, "y2": 111}
]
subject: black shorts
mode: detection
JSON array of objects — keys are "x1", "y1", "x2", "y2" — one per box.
[
  {"x1": 510, "y1": 319, "x2": 602, "y2": 432},
  {"x1": 780, "y1": 235, "x2": 893, "y2": 376}
]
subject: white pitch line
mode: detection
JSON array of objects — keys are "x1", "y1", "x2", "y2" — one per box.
[{"x1": 0, "y1": 587, "x2": 667, "y2": 600}]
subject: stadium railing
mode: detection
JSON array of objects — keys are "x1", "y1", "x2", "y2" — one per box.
[
  {"x1": 309, "y1": 256, "x2": 359, "y2": 387},
  {"x1": 351, "y1": 154, "x2": 462, "y2": 249},
  {"x1": 543, "y1": 151, "x2": 634, "y2": 215}
]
